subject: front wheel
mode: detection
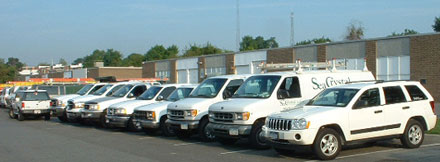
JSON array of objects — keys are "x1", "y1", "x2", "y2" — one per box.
[
  {"x1": 126, "y1": 117, "x2": 141, "y2": 132},
  {"x1": 198, "y1": 118, "x2": 215, "y2": 142},
  {"x1": 17, "y1": 111, "x2": 25, "y2": 121},
  {"x1": 312, "y1": 128, "x2": 342, "y2": 160},
  {"x1": 249, "y1": 120, "x2": 270, "y2": 149},
  {"x1": 99, "y1": 111, "x2": 108, "y2": 128},
  {"x1": 58, "y1": 108, "x2": 68, "y2": 122},
  {"x1": 401, "y1": 119, "x2": 424, "y2": 148},
  {"x1": 160, "y1": 116, "x2": 174, "y2": 137},
  {"x1": 9, "y1": 108, "x2": 17, "y2": 119}
]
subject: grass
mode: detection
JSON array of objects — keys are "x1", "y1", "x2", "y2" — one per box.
[{"x1": 427, "y1": 119, "x2": 440, "y2": 134}]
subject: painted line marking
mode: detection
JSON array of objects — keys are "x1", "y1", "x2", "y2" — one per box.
[
  {"x1": 173, "y1": 142, "x2": 202, "y2": 146},
  {"x1": 219, "y1": 149, "x2": 253, "y2": 155},
  {"x1": 111, "y1": 132, "x2": 123, "y2": 135},
  {"x1": 138, "y1": 137, "x2": 153, "y2": 140}
]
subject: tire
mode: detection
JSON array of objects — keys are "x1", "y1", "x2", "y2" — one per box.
[
  {"x1": 274, "y1": 147, "x2": 294, "y2": 155},
  {"x1": 58, "y1": 108, "x2": 68, "y2": 122},
  {"x1": 401, "y1": 119, "x2": 424, "y2": 148},
  {"x1": 160, "y1": 116, "x2": 174, "y2": 137},
  {"x1": 9, "y1": 108, "x2": 17, "y2": 119},
  {"x1": 126, "y1": 117, "x2": 140, "y2": 132},
  {"x1": 312, "y1": 128, "x2": 342, "y2": 160},
  {"x1": 99, "y1": 110, "x2": 108, "y2": 128},
  {"x1": 249, "y1": 120, "x2": 270, "y2": 149},
  {"x1": 44, "y1": 114, "x2": 51, "y2": 121},
  {"x1": 217, "y1": 137, "x2": 238, "y2": 145},
  {"x1": 175, "y1": 129, "x2": 192, "y2": 139},
  {"x1": 17, "y1": 111, "x2": 25, "y2": 121},
  {"x1": 198, "y1": 118, "x2": 215, "y2": 142}
]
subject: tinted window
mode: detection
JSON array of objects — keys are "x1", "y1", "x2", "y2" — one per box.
[
  {"x1": 383, "y1": 86, "x2": 407, "y2": 104},
  {"x1": 76, "y1": 84, "x2": 94, "y2": 95},
  {"x1": 23, "y1": 92, "x2": 50, "y2": 101},
  {"x1": 405, "y1": 85, "x2": 427, "y2": 101},
  {"x1": 353, "y1": 88, "x2": 380, "y2": 109},
  {"x1": 138, "y1": 86, "x2": 162, "y2": 100},
  {"x1": 106, "y1": 85, "x2": 124, "y2": 96},
  {"x1": 112, "y1": 85, "x2": 134, "y2": 97},
  {"x1": 190, "y1": 78, "x2": 227, "y2": 98},
  {"x1": 130, "y1": 85, "x2": 147, "y2": 98},
  {"x1": 158, "y1": 87, "x2": 177, "y2": 99},
  {"x1": 307, "y1": 88, "x2": 359, "y2": 107},
  {"x1": 279, "y1": 77, "x2": 301, "y2": 98},
  {"x1": 166, "y1": 88, "x2": 194, "y2": 102},
  {"x1": 93, "y1": 84, "x2": 113, "y2": 95},
  {"x1": 88, "y1": 85, "x2": 104, "y2": 94},
  {"x1": 233, "y1": 76, "x2": 281, "y2": 98}
]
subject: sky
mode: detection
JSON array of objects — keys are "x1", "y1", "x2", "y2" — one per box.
[{"x1": 0, "y1": 0, "x2": 439, "y2": 66}]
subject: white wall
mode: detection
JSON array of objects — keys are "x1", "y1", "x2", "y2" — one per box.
[
  {"x1": 234, "y1": 51, "x2": 266, "y2": 74},
  {"x1": 377, "y1": 56, "x2": 410, "y2": 81}
]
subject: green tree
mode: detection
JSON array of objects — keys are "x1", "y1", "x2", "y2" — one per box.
[
  {"x1": 296, "y1": 37, "x2": 332, "y2": 45},
  {"x1": 433, "y1": 16, "x2": 440, "y2": 32},
  {"x1": 6, "y1": 57, "x2": 24, "y2": 70},
  {"x1": 182, "y1": 42, "x2": 226, "y2": 57},
  {"x1": 122, "y1": 53, "x2": 145, "y2": 67},
  {"x1": 103, "y1": 49, "x2": 123, "y2": 66},
  {"x1": 389, "y1": 29, "x2": 418, "y2": 37},
  {"x1": 59, "y1": 58, "x2": 68, "y2": 66},
  {"x1": 344, "y1": 21, "x2": 364, "y2": 40},
  {"x1": 239, "y1": 35, "x2": 279, "y2": 51},
  {"x1": 145, "y1": 45, "x2": 180, "y2": 61},
  {"x1": 72, "y1": 58, "x2": 84, "y2": 65},
  {"x1": 83, "y1": 50, "x2": 105, "y2": 67}
]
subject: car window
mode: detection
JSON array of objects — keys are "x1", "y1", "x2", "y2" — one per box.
[
  {"x1": 279, "y1": 77, "x2": 301, "y2": 98},
  {"x1": 383, "y1": 86, "x2": 407, "y2": 104},
  {"x1": 88, "y1": 85, "x2": 104, "y2": 94},
  {"x1": 405, "y1": 85, "x2": 427, "y2": 101},
  {"x1": 106, "y1": 85, "x2": 124, "y2": 96},
  {"x1": 92, "y1": 84, "x2": 113, "y2": 95},
  {"x1": 111, "y1": 85, "x2": 134, "y2": 97},
  {"x1": 158, "y1": 87, "x2": 177, "y2": 99},
  {"x1": 307, "y1": 88, "x2": 359, "y2": 107},
  {"x1": 130, "y1": 85, "x2": 147, "y2": 98},
  {"x1": 166, "y1": 88, "x2": 194, "y2": 102},
  {"x1": 353, "y1": 88, "x2": 380, "y2": 109},
  {"x1": 138, "y1": 86, "x2": 162, "y2": 100},
  {"x1": 233, "y1": 76, "x2": 280, "y2": 98},
  {"x1": 190, "y1": 78, "x2": 227, "y2": 98},
  {"x1": 223, "y1": 79, "x2": 244, "y2": 99},
  {"x1": 23, "y1": 92, "x2": 50, "y2": 101}
]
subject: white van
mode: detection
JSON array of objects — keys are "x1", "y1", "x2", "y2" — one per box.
[
  {"x1": 207, "y1": 69, "x2": 374, "y2": 148},
  {"x1": 166, "y1": 74, "x2": 250, "y2": 141}
]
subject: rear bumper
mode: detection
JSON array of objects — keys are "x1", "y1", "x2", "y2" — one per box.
[{"x1": 21, "y1": 109, "x2": 51, "y2": 115}]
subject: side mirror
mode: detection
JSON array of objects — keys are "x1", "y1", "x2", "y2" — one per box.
[
  {"x1": 223, "y1": 89, "x2": 232, "y2": 99},
  {"x1": 156, "y1": 95, "x2": 164, "y2": 101},
  {"x1": 128, "y1": 93, "x2": 135, "y2": 98},
  {"x1": 277, "y1": 89, "x2": 289, "y2": 99}
]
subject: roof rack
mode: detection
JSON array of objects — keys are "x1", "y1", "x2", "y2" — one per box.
[
  {"x1": 259, "y1": 58, "x2": 369, "y2": 73},
  {"x1": 346, "y1": 80, "x2": 411, "y2": 84}
]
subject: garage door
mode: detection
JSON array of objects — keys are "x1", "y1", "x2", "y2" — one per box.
[
  {"x1": 177, "y1": 70, "x2": 188, "y2": 84},
  {"x1": 177, "y1": 69, "x2": 199, "y2": 84},
  {"x1": 236, "y1": 65, "x2": 249, "y2": 74}
]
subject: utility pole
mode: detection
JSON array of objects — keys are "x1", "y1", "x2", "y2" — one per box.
[
  {"x1": 290, "y1": 12, "x2": 294, "y2": 46},
  {"x1": 236, "y1": 0, "x2": 240, "y2": 51}
]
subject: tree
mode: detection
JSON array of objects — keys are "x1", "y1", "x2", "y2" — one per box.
[
  {"x1": 122, "y1": 53, "x2": 145, "y2": 67},
  {"x1": 103, "y1": 49, "x2": 123, "y2": 66},
  {"x1": 6, "y1": 57, "x2": 24, "y2": 70},
  {"x1": 389, "y1": 29, "x2": 418, "y2": 37},
  {"x1": 344, "y1": 21, "x2": 364, "y2": 40},
  {"x1": 145, "y1": 45, "x2": 180, "y2": 61},
  {"x1": 433, "y1": 16, "x2": 440, "y2": 32},
  {"x1": 182, "y1": 42, "x2": 226, "y2": 57},
  {"x1": 59, "y1": 58, "x2": 68, "y2": 66},
  {"x1": 296, "y1": 37, "x2": 332, "y2": 45},
  {"x1": 38, "y1": 63, "x2": 51, "y2": 66},
  {"x1": 83, "y1": 49, "x2": 105, "y2": 67},
  {"x1": 72, "y1": 58, "x2": 84, "y2": 65},
  {"x1": 239, "y1": 36, "x2": 279, "y2": 51}
]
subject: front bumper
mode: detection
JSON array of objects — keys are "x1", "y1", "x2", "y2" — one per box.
[
  {"x1": 133, "y1": 119, "x2": 160, "y2": 129},
  {"x1": 21, "y1": 109, "x2": 51, "y2": 115},
  {"x1": 51, "y1": 106, "x2": 66, "y2": 116},
  {"x1": 106, "y1": 115, "x2": 130, "y2": 128},
  {"x1": 262, "y1": 126, "x2": 318, "y2": 146},
  {"x1": 81, "y1": 111, "x2": 102, "y2": 119},
  {"x1": 207, "y1": 122, "x2": 252, "y2": 138},
  {"x1": 166, "y1": 119, "x2": 199, "y2": 130},
  {"x1": 66, "y1": 111, "x2": 82, "y2": 120}
]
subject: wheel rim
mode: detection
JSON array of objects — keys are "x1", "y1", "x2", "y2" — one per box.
[
  {"x1": 256, "y1": 129, "x2": 267, "y2": 146},
  {"x1": 408, "y1": 124, "x2": 422, "y2": 145},
  {"x1": 9, "y1": 109, "x2": 13, "y2": 117},
  {"x1": 204, "y1": 128, "x2": 215, "y2": 139},
  {"x1": 320, "y1": 134, "x2": 339, "y2": 156}
]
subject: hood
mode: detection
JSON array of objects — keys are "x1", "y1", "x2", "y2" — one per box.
[
  {"x1": 54, "y1": 94, "x2": 80, "y2": 102},
  {"x1": 209, "y1": 98, "x2": 266, "y2": 112},
  {"x1": 136, "y1": 101, "x2": 172, "y2": 112},
  {"x1": 168, "y1": 98, "x2": 218, "y2": 110},
  {"x1": 70, "y1": 95, "x2": 102, "y2": 103},
  {"x1": 86, "y1": 97, "x2": 119, "y2": 104},
  {"x1": 270, "y1": 106, "x2": 340, "y2": 119},
  {"x1": 109, "y1": 99, "x2": 157, "y2": 110}
]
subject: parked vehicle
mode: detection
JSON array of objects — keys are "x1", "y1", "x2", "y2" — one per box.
[
  {"x1": 166, "y1": 74, "x2": 250, "y2": 141},
  {"x1": 106, "y1": 84, "x2": 184, "y2": 130},
  {"x1": 81, "y1": 82, "x2": 150, "y2": 127},
  {"x1": 1, "y1": 87, "x2": 10, "y2": 108},
  {"x1": 207, "y1": 70, "x2": 374, "y2": 148},
  {"x1": 6, "y1": 86, "x2": 30, "y2": 108},
  {"x1": 51, "y1": 83, "x2": 106, "y2": 122},
  {"x1": 263, "y1": 81, "x2": 437, "y2": 160},
  {"x1": 133, "y1": 84, "x2": 197, "y2": 136},
  {"x1": 66, "y1": 82, "x2": 127, "y2": 122},
  {"x1": 9, "y1": 90, "x2": 52, "y2": 121}
]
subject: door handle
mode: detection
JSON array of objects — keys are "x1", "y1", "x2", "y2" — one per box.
[
  {"x1": 402, "y1": 106, "x2": 410, "y2": 110},
  {"x1": 374, "y1": 110, "x2": 383, "y2": 114}
]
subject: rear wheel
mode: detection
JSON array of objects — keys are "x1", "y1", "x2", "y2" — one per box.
[
  {"x1": 199, "y1": 118, "x2": 215, "y2": 142},
  {"x1": 249, "y1": 120, "x2": 270, "y2": 149},
  {"x1": 126, "y1": 117, "x2": 141, "y2": 131},
  {"x1": 401, "y1": 119, "x2": 424, "y2": 148},
  {"x1": 57, "y1": 108, "x2": 68, "y2": 122},
  {"x1": 217, "y1": 137, "x2": 238, "y2": 145},
  {"x1": 9, "y1": 108, "x2": 16, "y2": 119},
  {"x1": 99, "y1": 110, "x2": 108, "y2": 128},
  {"x1": 160, "y1": 116, "x2": 174, "y2": 137},
  {"x1": 17, "y1": 111, "x2": 25, "y2": 121},
  {"x1": 312, "y1": 128, "x2": 341, "y2": 160}
]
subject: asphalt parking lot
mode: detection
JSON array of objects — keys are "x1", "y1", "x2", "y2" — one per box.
[{"x1": 0, "y1": 108, "x2": 439, "y2": 162}]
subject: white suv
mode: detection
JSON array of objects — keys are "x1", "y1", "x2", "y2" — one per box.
[
  {"x1": 263, "y1": 81, "x2": 437, "y2": 160},
  {"x1": 9, "y1": 90, "x2": 52, "y2": 121}
]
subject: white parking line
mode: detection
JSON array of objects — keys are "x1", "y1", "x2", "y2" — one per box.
[
  {"x1": 219, "y1": 149, "x2": 253, "y2": 155},
  {"x1": 111, "y1": 132, "x2": 123, "y2": 135},
  {"x1": 173, "y1": 142, "x2": 202, "y2": 146},
  {"x1": 138, "y1": 137, "x2": 153, "y2": 140}
]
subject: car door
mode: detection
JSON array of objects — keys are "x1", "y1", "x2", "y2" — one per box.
[
  {"x1": 349, "y1": 88, "x2": 385, "y2": 140},
  {"x1": 277, "y1": 77, "x2": 303, "y2": 111},
  {"x1": 380, "y1": 85, "x2": 412, "y2": 135}
]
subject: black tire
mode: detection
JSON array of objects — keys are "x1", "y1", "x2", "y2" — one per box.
[
  {"x1": 126, "y1": 117, "x2": 140, "y2": 132},
  {"x1": 249, "y1": 120, "x2": 270, "y2": 149},
  {"x1": 198, "y1": 118, "x2": 215, "y2": 142},
  {"x1": 217, "y1": 137, "x2": 238, "y2": 145},
  {"x1": 160, "y1": 116, "x2": 174, "y2": 137},
  {"x1": 99, "y1": 110, "x2": 108, "y2": 128},
  {"x1": 274, "y1": 147, "x2": 294, "y2": 155},
  {"x1": 312, "y1": 128, "x2": 342, "y2": 160},
  {"x1": 175, "y1": 129, "x2": 192, "y2": 139},
  {"x1": 401, "y1": 119, "x2": 424, "y2": 148},
  {"x1": 17, "y1": 111, "x2": 25, "y2": 121},
  {"x1": 58, "y1": 108, "x2": 68, "y2": 122},
  {"x1": 9, "y1": 108, "x2": 17, "y2": 119},
  {"x1": 44, "y1": 114, "x2": 51, "y2": 121}
]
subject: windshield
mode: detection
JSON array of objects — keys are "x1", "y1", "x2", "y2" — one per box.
[
  {"x1": 105, "y1": 85, "x2": 124, "y2": 96},
  {"x1": 23, "y1": 92, "x2": 50, "y2": 101},
  {"x1": 190, "y1": 78, "x2": 227, "y2": 98},
  {"x1": 76, "y1": 84, "x2": 94, "y2": 95},
  {"x1": 93, "y1": 84, "x2": 113, "y2": 95},
  {"x1": 111, "y1": 85, "x2": 134, "y2": 97},
  {"x1": 137, "y1": 86, "x2": 162, "y2": 100},
  {"x1": 233, "y1": 75, "x2": 281, "y2": 98},
  {"x1": 306, "y1": 88, "x2": 359, "y2": 107},
  {"x1": 166, "y1": 88, "x2": 194, "y2": 102}
]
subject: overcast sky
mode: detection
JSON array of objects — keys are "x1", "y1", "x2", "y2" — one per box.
[{"x1": 0, "y1": 0, "x2": 439, "y2": 66}]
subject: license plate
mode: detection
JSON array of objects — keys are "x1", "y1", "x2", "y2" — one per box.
[
  {"x1": 181, "y1": 124, "x2": 188, "y2": 130},
  {"x1": 229, "y1": 129, "x2": 239, "y2": 136},
  {"x1": 34, "y1": 110, "x2": 41, "y2": 114},
  {"x1": 269, "y1": 132, "x2": 279, "y2": 140}
]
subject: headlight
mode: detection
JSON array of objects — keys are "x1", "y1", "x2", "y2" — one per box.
[
  {"x1": 75, "y1": 103, "x2": 85, "y2": 108},
  {"x1": 115, "y1": 108, "x2": 127, "y2": 115},
  {"x1": 235, "y1": 112, "x2": 250, "y2": 121},
  {"x1": 90, "y1": 104, "x2": 100, "y2": 110},
  {"x1": 146, "y1": 111, "x2": 156, "y2": 120},
  {"x1": 291, "y1": 118, "x2": 310, "y2": 130},
  {"x1": 185, "y1": 110, "x2": 197, "y2": 117},
  {"x1": 208, "y1": 111, "x2": 214, "y2": 118}
]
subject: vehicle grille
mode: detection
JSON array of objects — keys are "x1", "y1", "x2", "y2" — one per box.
[
  {"x1": 107, "y1": 108, "x2": 116, "y2": 115},
  {"x1": 212, "y1": 112, "x2": 234, "y2": 122},
  {"x1": 267, "y1": 118, "x2": 292, "y2": 131},
  {"x1": 168, "y1": 110, "x2": 184, "y2": 119},
  {"x1": 84, "y1": 104, "x2": 90, "y2": 110},
  {"x1": 133, "y1": 111, "x2": 147, "y2": 120},
  {"x1": 67, "y1": 101, "x2": 74, "y2": 110}
]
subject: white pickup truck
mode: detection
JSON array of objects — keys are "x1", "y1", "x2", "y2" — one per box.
[
  {"x1": 65, "y1": 82, "x2": 127, "y2": 122},
  {"x1": 81, "y1": 82, "x2": 150, "y2": 127},
  {"x1": 105, "y1": 84, "x2": 183, "y2": 130},
  {"x1": 166, "y1": 75, "x2": 250, "y2": 141},
  {"x1": 207, "y1": 70, "x2": 374, "y2": 148},
  {"x1": 9, "y1": 90, "x2": 52, "y2": 121},
  {"x1": 133, "y1": 84, "x2": 197, "y2": 136},
  {"x1": 52, "y1": 83, "x2": 106, "y2": 122},
  {"x1": 263, "y1": 81, "x2": 437, "y2": 160}
]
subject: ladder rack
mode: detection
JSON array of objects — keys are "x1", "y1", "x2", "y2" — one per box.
[{"x1": 258, "y1": 59, "x2": 368, "y2": 73}]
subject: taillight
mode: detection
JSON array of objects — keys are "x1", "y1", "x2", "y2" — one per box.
[
  {"x1": 50, "y1": 101, "x2": 54, "y2": 107},
  {"x1": 430, "y1": 101, "x2": 435, "y2": 115},
  {"x1": 21, "y1": 102, "x2": 25, "y2": 108}
]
